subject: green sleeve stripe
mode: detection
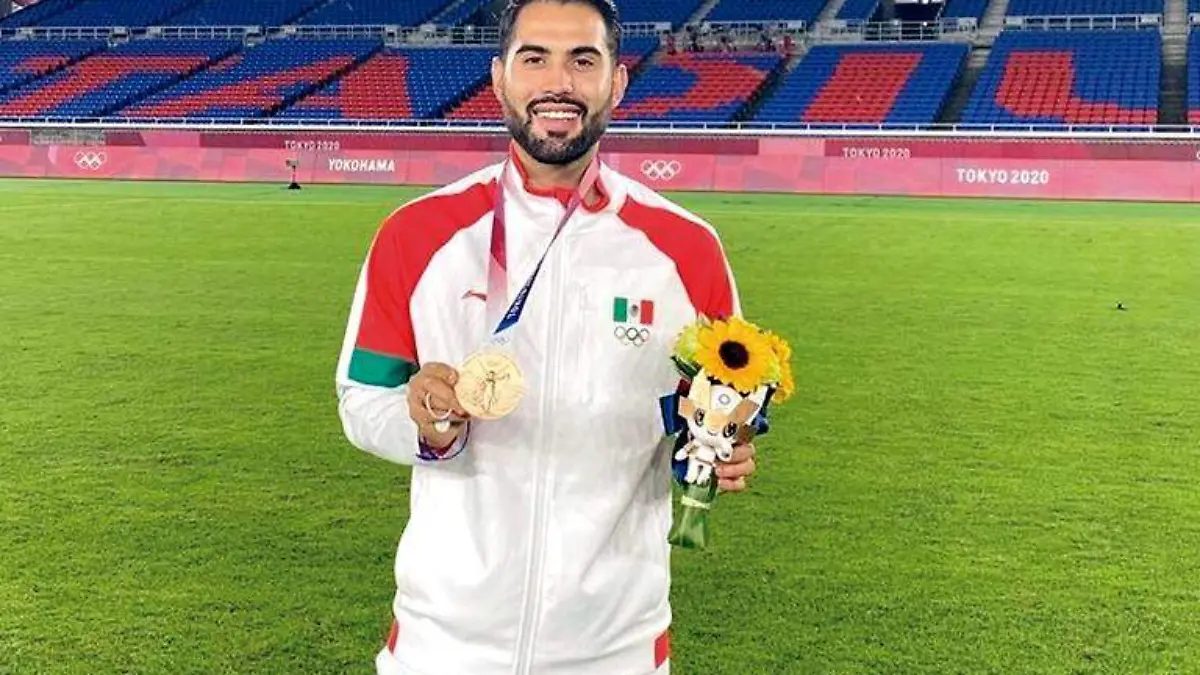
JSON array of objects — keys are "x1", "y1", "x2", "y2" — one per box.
[{"x1": 348, "y1": 348, "x2": 417, "y2": 388}]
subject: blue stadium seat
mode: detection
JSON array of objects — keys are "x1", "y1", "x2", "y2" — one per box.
[
  {"x1": 755, "y1": 43, "x2": 967, "y2": 125},
  {"x1": 612, "y1": 0, "x2": 706, "y2": 26},
  {"x1": 297, "y1": 0, "x2": 451, "y2": 25},
  {"x1": 119, "y1": 39, "x2": 379, "y2": 119},
  {"x1": 705, "y1": 0, "x2": 828, "y2": 24},
  {"x1": 1005, "y1": 0, "x2": 1162, "y2": 15},
  {"x1": 961, "y1": 30, "x2": 1159, "y2": 126},
  {"x1": 0, "y1": 39, "x2": 103, "y2": 94},
  {"x1": 0, "y1": 39, "x2": 241, "y2": 117},
  {"x1": 435, "y1": 0, "x2": 495, "y2": 25},
  {"x1": 444, "y1": 36, "x2": 660, "y2": 121},
  {"x1": 837, "y1": 0, "x2": 880, "y2": 21},
  {"x1": 28, "y1": 0, "x2": 198, "y2": 27},
  {"x1": 279, "y1": 46, "x2": 494, "y2": 120},
  {"x1": 1185, "y1": 31, "x2": 1200, "y2": 123},
  {"x1": 0, "y1": 0, "x2": 80, "y2": 27},
  {"x1": 615, "y1": 51, "x2": 783, "y2": 124},
  {"x1": 941, "y1": 0, "x2": 990, "y2": 20},
  {"x1": 167, "y1": 0, "x2": 325, "y2": 27}
]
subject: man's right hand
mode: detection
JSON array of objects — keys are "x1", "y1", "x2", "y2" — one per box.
[{"x1": 406, "y1": 363, "x2": 470, "y2": 450}]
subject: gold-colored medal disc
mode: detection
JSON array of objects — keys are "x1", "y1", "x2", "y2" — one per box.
[{"x1": 454, "y1": 350, "x2": 526, "y2": 420}]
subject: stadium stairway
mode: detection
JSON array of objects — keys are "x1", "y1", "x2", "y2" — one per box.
[
  {"x1": 1160, "y1": 0, "x2": 1188, "y2": 124},
  {"x1": 939, "y1": 47, "x2": 991, "y2": 123},
  {"x1": 119, "y1": 39, "x2": 380, "y2": 119},
  {"x1": 733, "y1": 48, "x2": 807, "y2": 123},
  {"x1": 0, "y1": 39, "x2": 240, "y2": 118},
  {"x1": 279, "y1": 46, "x2": 495, "y2": 121},
  {"x1": 754, "y1": 43, "x2": 969, "y2": 126},
  {"x1": 429, "y1": 0, "x2": 493, "y2": 25},
  {"x1": 288, "y1": 0, "x2": 342, "y2": 25},
  {"x1": 0, "y1": 40, "x2": 104, "y2": 97},
  {"x1": 166, "y1": 0, "x2": 324, "y2": 27},
  {"x1": 687, "y1": 0, "x2": 723, "y2": 24},
  {"x1": 980, "y1": 0, "x2": 1012, "y2": 38},
  {"x1": 0, "y1": 0, "x2": 80, "y2": 27},
  {"x1": 816, "y1": 0, "x2": 850, "y2": 23}
]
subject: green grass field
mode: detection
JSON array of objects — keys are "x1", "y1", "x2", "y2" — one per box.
[{"x1": 2, "y1": 177, "x2": 1199, "y2": 674}]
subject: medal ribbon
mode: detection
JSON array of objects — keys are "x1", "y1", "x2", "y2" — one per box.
[{"x1": 485, "y1": 155, "x2": 601, "y2": 346}]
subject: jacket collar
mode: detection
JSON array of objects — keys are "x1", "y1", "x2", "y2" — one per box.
[{"x1": 507, "y1": 142, "x2": 610, "y2": 213}]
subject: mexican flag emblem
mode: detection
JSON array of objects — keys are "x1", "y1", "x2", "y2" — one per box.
[{"x1": 613, "y1": 297, "x2": 655, "y2": 325}]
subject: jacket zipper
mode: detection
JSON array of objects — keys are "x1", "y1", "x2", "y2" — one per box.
[{"x1": 512, "y1": 224, "x2": 569, "y2": 674}]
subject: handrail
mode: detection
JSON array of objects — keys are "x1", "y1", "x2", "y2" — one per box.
[
  {"x1": 0, "y1": 117, "x2": 1196, "y2": 140},
  {"x1": 0, "y1": 12, "x2": 1167, "y2": 42},
  {"x1": 1002, "y1": 13, "x2": 1161, "y2": 30}
]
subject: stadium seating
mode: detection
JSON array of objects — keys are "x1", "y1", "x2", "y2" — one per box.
[
  {"x1": 612, "y1": 0, "x2": 706, "y2": 26},
  {"x1": 436, "y1": 0, "x2": 495, "y2": 26},
  {"x1": 1187, "y1": 31, "x2": 1200, "y2": 124},
  {"x1": 704, "y1": 0, "x2": 828, "y2": 24},
  {"x1": 837, "y1": 0, "x2": 880, "y2": 21},
  {"x1": 23, "y1": 0, "x2": 198, "y2": 27},
  {"x1": 0, "y1": 0, "x2": 1179, "y2": 130},
  {"x1": 0, "y1": 39, "x2": 238, "y2": 117},
  {"x1": 0, "y1": 0, "x2": 79, "y2": 27},
  {"x1": 941, "y1": 0, "x2": 990, "y2": 20},
  {"x1": 1004, "y1": 0, "x2": 1163, "y2": 15},
  {"x1": 1192, "y1": 0, "x2": 1200, "y2": 12},
  {"x1": 280, "y1": 46, "x2": 494, "y2": 120},
  {"x1": 960, "y1": 30, "x2": 1158, "y2": 126},
  {"x1": 0, "y1": 39, "x2": 103, "y2": 95},
  {"x1": 167, "y1": 0, "x2": 325, "y2": 27},
  {"x1": 297, "y1": 0, "x2": 452, "y2": 26},
  {"x1": 614, "y1": 51, "x2": 783, "y2": 123},
  {"x1": 121, "y1": 39, "x2": 378, "y2": 119},
  {"x1": 445, "y1": 36, "x2": 661, "y2": 121},
  {"x1": 755, "y1": 43, "x2": 968, "y2": 125}
]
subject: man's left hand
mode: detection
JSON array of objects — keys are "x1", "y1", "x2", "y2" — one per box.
[{"x1": 716, "y1": 442, "x2": 756, "y2": 493}]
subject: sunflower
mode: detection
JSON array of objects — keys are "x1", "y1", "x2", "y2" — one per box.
[
  {"x1": 766, "y1": 330, "x2": 795, "y2": 403},
  {"x1": 774, "y1": 359, "x2": 795, "y2": 403},
  {"x1": 694, "y1": 316, "x2": 774, "y2": 394}
]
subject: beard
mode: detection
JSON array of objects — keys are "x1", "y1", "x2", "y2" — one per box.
[{"x1": 503, "y1": 94, "x2": 610, "y2": 166}]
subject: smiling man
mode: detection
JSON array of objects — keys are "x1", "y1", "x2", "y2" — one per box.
[{"x1": 335, "y1": 1, "x2": 757, "y2": 674}]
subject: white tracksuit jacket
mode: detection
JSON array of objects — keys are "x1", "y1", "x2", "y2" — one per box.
[{"x1": 335, "y1": 147, "x2": 740, "y2": 675}]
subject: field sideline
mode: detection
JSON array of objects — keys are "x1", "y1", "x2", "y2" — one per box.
[{"x1": 2, "y1": 178, "x2": 1199, "y2": 674}]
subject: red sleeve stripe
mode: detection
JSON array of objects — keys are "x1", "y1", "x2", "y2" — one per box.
[
  {"x1": 353, "y1": 180, "x2": 496, "y2": 367},
  {"x1": 616, "y1": 196, "x2": 735, "y2": 320}
]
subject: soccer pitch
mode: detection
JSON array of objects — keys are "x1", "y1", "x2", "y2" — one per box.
[{"x1": 2, "y1": 177, "x2": 1199, "y2": 674}]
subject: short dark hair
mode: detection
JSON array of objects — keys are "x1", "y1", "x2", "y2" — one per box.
[{"x1": 497, "y1": 0, "x2": 622, "y2": 60}]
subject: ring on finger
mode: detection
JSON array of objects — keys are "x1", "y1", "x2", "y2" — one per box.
[{"x1": 424, "y1": 391, "x2": 452, "y2": 421}]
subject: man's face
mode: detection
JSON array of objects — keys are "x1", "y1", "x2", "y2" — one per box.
[{"x1": 492, "y1": 1, "x2": 628, "y2": 166}]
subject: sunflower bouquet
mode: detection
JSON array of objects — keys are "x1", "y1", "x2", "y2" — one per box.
[{"x1": 663, "y1": 315, "x2": 794, "y2": 549}]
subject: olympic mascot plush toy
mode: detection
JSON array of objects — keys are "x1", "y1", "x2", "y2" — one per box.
[{"x1": 661, "y1": 315, "x2": 794, "y2": 549}]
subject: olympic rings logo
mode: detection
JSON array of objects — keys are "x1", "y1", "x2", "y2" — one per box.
[
  {"x1": 640, "y1": 159, "x2": 681, "y2": 181},
  {"x1": 74, "y1": 151, "x2": 107, "y2": 171},
  {"x1": 614, "y1": 325, "x2": 651, "y2": 347}
]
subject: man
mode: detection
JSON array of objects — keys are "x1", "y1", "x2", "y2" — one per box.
[{"x1": 335, "y1": 1, "x2": 757, "y2": 673}]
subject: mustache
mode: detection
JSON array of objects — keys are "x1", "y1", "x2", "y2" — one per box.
[{"x1": 526, "y1": 95, "x2": 588, "y2": 116}]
